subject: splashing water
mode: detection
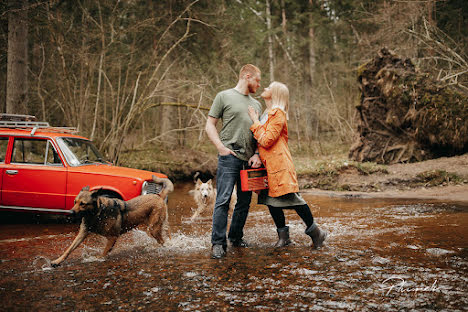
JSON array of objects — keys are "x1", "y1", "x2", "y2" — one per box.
[{"x1": 32, "y1": 256, "x2": 53, "y2": 271}]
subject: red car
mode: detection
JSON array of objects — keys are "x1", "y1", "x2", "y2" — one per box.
[{"x1": 0, "y1": 121, "x2": 168, "y2": 214}]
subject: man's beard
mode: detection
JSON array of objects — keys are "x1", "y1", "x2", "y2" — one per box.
[{"x1": 248, "y1": 85, "x2": 257, "y2": 94}]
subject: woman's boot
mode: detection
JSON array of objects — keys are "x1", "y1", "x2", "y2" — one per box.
[
  {"x1": 274, "y1": 226, "x2": 291, "y2": 248},
  {"x1": 305, "y1": 223, "x2": 327, "y2": 249}
]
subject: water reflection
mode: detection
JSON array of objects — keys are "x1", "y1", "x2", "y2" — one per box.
[{"x1": 0, "y1": 182, "x2": 467, "y2": 311}]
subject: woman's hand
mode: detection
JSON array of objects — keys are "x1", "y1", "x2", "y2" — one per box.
[{"x1": 248, "y1": 106, "x2": 259, "y2": 123}]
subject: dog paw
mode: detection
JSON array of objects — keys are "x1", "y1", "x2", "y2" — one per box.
[{"x1": 50, "y1": 261, "x2": 61, "y2": 268}]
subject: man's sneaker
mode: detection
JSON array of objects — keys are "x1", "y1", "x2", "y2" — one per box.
[
  {"x1": 230, "y1": 238, "x2": 249, "y2": 248},
  {"x1": 211, "y1": 244, "x2": 226, "y2": 259}
]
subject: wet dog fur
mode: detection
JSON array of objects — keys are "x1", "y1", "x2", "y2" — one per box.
[
  {"x1": 51, "y1": 175, "x2": 173, "y2": 267},
  {"x1": 189, "y1": 179, "x2": 236, "y2": 220}
]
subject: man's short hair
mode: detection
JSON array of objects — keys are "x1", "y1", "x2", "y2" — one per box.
[{"x1": 239, "y1": 64, "x2": 261, "y2": 79}]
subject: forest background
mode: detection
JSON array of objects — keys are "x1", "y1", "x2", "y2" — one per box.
[{"x1": 1, "y1": 0, "x2": 467, "y2": 180}]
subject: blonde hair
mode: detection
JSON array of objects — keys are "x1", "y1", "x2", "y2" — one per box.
[
  {"x1": 270, "y1": 81, "x2": 289, "y2": 120},
  {"x1": 239, "y1": 64, "x2": 261, "y2": 79}
]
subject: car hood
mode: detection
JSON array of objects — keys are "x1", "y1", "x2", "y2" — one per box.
[{"x1": 69, "y1": 164, "x2": 167, "y2": 181}]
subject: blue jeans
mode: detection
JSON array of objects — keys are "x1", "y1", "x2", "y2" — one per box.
[{"x1": 211, "y1": 154, "x2": 252, "y2": 246}]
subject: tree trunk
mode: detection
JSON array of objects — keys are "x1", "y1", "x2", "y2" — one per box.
[
  {"x1": 159, "y1": 97, "x2": 178, "y2": 145},
  {"x1": 266, "y1": 0, "x2": 274, "y2": 82},
  {"x1": 426, "y1": 0, "x2": 435, "y2": 57},
  {"x1": 6, "y1": 0, "x2": 28, "y2": 114},
  {"x1": 308, "y1": 0, "x2": 316, "y2": 86},
  {"x1": 280, "y1": 0, "x2": 288, "y2": 48},
  {"x1": 426, "y1": 0, "x2": 435, "y2": 25}
]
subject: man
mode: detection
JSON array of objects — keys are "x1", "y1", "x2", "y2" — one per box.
[{"x1": 205, "y1": 64, "x2": 263, "y2": 259}]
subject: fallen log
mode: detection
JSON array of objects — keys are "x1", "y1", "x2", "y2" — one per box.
[{"x1": 349, "y1": 48, "x2": 468, "y2": 164}]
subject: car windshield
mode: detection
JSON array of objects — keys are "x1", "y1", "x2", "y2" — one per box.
[{"x1": 57, "y1": 137, "x2": 107, "y2": 166}]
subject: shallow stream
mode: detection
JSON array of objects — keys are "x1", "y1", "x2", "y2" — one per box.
[{"x1": 0, "y1": 182, "x2": 467, "y2": 311}]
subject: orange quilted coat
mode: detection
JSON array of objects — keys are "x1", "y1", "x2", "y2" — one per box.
[{"x1": 250, "y1": 108, "x2": 299, "y2": 197}]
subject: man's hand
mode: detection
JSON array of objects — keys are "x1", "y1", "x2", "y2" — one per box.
[
  {"x1": 248, "y1": 153, "x2": 262, "y2": 168},
  {"x1": 206, "y1": 116, "x2": 236, "y2": 157},
  {"x1": 219, "y1": 146, "x2": 236, "y2": 156}
]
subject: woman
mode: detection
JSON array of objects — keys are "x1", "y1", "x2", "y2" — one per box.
[{"x1": 247, "y1": 81, "x2": 327, "y2": 249}]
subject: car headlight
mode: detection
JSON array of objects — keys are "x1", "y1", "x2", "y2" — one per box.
[
  {"x1": 141, "y1": 181, "x2": 150, "y2": 195},
  {"x1": 141, "y1": 180, "x2": 163, "y2": 195}
]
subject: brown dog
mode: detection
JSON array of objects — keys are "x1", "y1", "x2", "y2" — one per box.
[{"x1": 51, "y1": 175, "x2": 173, "y2": 267}]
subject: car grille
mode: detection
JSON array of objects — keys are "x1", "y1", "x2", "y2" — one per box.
[{"x1": 145, "y1": 181, "x2": 163, "y2": 194}]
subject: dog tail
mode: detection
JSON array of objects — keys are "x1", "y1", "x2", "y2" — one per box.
[
  {"x1": 152, "y1": 175, "x2": 174, "y2": 200},
  {"x1": 193, "y1": 171, "x2": 200, "y2": 182}
]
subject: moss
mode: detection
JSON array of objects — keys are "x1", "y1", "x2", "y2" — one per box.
[
  {"x1": 357, "y1": 162, "x2": 388, "y2": 175},
  {"x1": 338, "y1": 184, "x2": 351, "y2": 191},
  {"x1": 415, "y1": 170, "x2": 464, "y2": 187},
  {"x1": 356, "y1": 63, "x2": 368, "y2": 78}
]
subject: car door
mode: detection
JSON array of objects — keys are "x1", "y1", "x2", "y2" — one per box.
[
  {"x1": 1, "y1": 137, "x2": 67, "y2": 212},
  {"x1": 0, "y1": 136, "x2": 11, "y2": 203}
]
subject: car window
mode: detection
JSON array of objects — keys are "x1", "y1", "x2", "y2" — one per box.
[
  {"x1": 0, "y1": 137, "x2": 8, "y2": 163},
  {"x1": 46, "y1": 141, "x2": 62, "y2": 165},
  {"x1": 57, "y1": 137, "x2": 106, "y2": 166},
  {"x1": 11, "y1": 138, "x2": 62, "y2": 166}
]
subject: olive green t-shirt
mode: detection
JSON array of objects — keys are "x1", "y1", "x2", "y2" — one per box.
[{"x1": 208, "y1": 88, "x2": 262, "y2": 161}]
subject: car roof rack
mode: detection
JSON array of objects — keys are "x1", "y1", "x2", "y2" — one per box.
[
  {"x1": 0, "y1": 113, "x2": 37, "y2": 121},
  {"x1": 0, "y1": 114, "x2": 78, "y2": 135},
  {"x1": 0, "y1": 120, "x2": 50, "y2": 127}
]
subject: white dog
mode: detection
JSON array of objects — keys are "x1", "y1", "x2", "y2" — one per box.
[{"x1": 189, "y1": 179, "x2": 237, "y2": 220}]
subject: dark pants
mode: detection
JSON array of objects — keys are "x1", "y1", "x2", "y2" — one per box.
[
  {"x1": 268, "y1": 204, "x2": 314, "y2": 229},
  {"x1": 211, "y1": 154, "x2": 252, "y2": 246}
]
